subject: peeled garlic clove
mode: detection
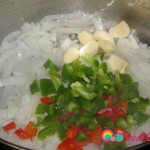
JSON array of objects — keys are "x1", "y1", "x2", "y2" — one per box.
[
  {"x1": 78, "y1": 31, "x2": 93, "y2": 45},
  {"x1": 93, "y1": 30, "x2": 114, "y2": 44},
  {"x1": 80, "y1": 41, "x2": 99, "y2": 57},
  {"x1": 108, "y1": 55, "x2": 129, "y2": 73},
  {"x1": 108, "y1": 21, "x2": 130, "y2": 38},
  {"x1": 63, "y1": 48, "x2": 80, "y2": 64},
  {"x1": 99, "y1": 40, "x2": 115, "y2": 53}
]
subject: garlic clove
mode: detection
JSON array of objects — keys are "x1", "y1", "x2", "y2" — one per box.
[
  {"x1": 108, "y1": 54, "x2": 129, "y2": 73},
  {"x1": 78, "y1": 31, "x2": 93, "y2": 45},
  {"x1": 63, "y1": 48, "x2": 80, "y2": 64},
  {"x1": 108, "y1": 21, "x2": 130, "y2": 38},
  {"x1": 79, "y1": 41, "x2": 99, "y2": 57},
  {"x1": 93, "y1": 30, "x2": 114, "y2": 44},
  {"x1": 99, "y1": 40, "x2": 115, "y2": 53}
]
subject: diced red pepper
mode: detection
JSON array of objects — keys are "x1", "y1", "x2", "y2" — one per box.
[
  {"x1": 3, "y1": 122, "x2": 16, "y2": 131},
  {"x1": 15, "y1": 128, "x2": 29, "y2": 140},
  {"x1": 102, "y1": 93, "x2": 107, "y2": 100},
  {"x1": 40, "y1": 97, "x2": 56, "y2": 104},
  {"x1": 115, "y1": 96, "x2": 120, "y2": 102},
  {"x1": 118, "y1": 89, "x2": 123, "y2": 94},
  {"x1": 90, "y1": 126, "x2": 102, "y2": 145},
  {"x1": 57, "y1": 139, "x2": 83, "y2": 150},
  {"x1": 15, "y1": 121, "x2": 38, "y2": 140},
  {"x1": 76, "y1": 139, "x2": 91, "y2": 147},
  {"x1": 97, "y1": 107, "x2": 112, "y2": 118},
  {"x1": 97, "y1": 103, "x2": 127, "y2": 122},
  {"x1": 24, "y1": 121, "x2": 34, "y2": 133},
  {"x1": 106, "y1": 96, "x2": 114, "y2": 106},
  {"x1": 57, "y1": 117, "x2": 64, "y2": 122},
  {"x1": 24, "y1": 121, "x2": 38, "y2": 137},
  {"x1": 64, "y1": 112, "x2": 72, "y2": 117},
  {"x1": 119, "y1": 102, "x2": 128, "y2": 110},
  {"x1": 80, "y1": 109, "x2": 84, "y2": 115},
  {"x1": 27, "y1": 128, "x2": 38, "y2": 137},
  {"x1": 66, "y1": 126, "x2": 81, "y2": 139}
]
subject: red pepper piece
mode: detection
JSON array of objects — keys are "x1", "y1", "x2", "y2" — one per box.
[
  {"x1": 24, "y1": 121, "x2": 34, "y2": 132},
  {"x1": 97, "y1": 107, "x2": 112, "y2": 118},
  {"x1": 102, "y1": 93, "x2": 108, "y2": 99},
  {"x1": 40, "y1": 97, "x2": 56, "y2": 104},
  {"x1": 90, "y1": 126, "x2": 102, "y2": 145},
  {"x1": 118, "y1": 89, "x2": 123, "y2": 94},
  {"x1": 106, "y1": 96, "x2": 114, "y2": 106},
  {"x1": 64, "y1": 112, "x2": 72, "y2": 117},
  {"x1": 28, "y1": 128, "x2": 38, "y2": 137},
  {"x1": 15, "y1": 128, "x2": 29, "y2": 140},
  {"x1": 57, "y1": 138, "x2": 83, "y2": 150},
  {"x1": 24, "y1": 121, "x2": 38, "y2": 137},
  {"x1": 3, "y1": 122, "x2": 16, "y2": 131},
  {"x1": 66, "y1": 126, "x2": 81, "y2": 139},
  {"x1": 57, "y1": 117, "x2": 64, "y2": 122}
]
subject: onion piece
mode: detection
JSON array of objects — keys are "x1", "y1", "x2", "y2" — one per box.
[
  {"x1": 2, "y1": 31, "x2": 21, "y2": 50},
  {"x1": 0, "y1": 76, "x2": 26, "y2": 87},
  {"x1": 54, "y1": 28, "x2": 90, "y2": 34}
]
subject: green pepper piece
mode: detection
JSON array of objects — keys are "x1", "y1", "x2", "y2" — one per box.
[
  {"x1": 30, "y1": 80, "x2": 39, "y2": 94},
  {"x1": 104, "y1": 142, "x2": 126, "y2": 150},
  {"x1": 34, "y1": 116, "x2": 43, "y2": 127},
  {"x1": 36, "y1": 104, "x2": 47, "y2": 114},
  {"x1": 38, "y1": 126, "x2": 56, "y2": 140},
  {"x1": 76, "y1": 131, "x2": 88, "y2": 141},
  {"x1": 43, "y1": 59, "x2": 59, "y2": 71},
  {"x1": 95, "y1": 52, "x2": 105, "y2": 61},
  {"x1": 42, "y1": 115, "x2": 58, "y2": 126},
  {"x1": 40, "y1": 79, "x2": 56, "y2": 96},
  {"x1": 57, "y1": 124, "x2": 66, "y2": 140},
  {"x1": 115, "y1": 118, "x2": 127, "y2": 129},
  {"x1": 68, "y1": 101, "x2": 80, "y2": 112},
  {"x1": 48, "y1": 104, "x2": 55, "y2": 115},
  {"x1": 97, "y1": 116, "x2": 114, "y2": 130},
  {"x1": 121, "y1": 82, "x2": 139, "y2": 101},
  {"x1": 134, "y1": 112, "x2": 150, "y2": 126},
  {"x1": 71, "y1": 81, "x2": 97, "y2": 101}
]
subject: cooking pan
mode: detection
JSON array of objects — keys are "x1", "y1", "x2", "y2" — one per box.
[{"x1": 0, "y1": 0, "x2": 150, "y2": 149}]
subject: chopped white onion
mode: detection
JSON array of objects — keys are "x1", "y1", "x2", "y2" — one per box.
[{"x1": 0, "y1": 76, "x2": 26, "y2": 87}]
